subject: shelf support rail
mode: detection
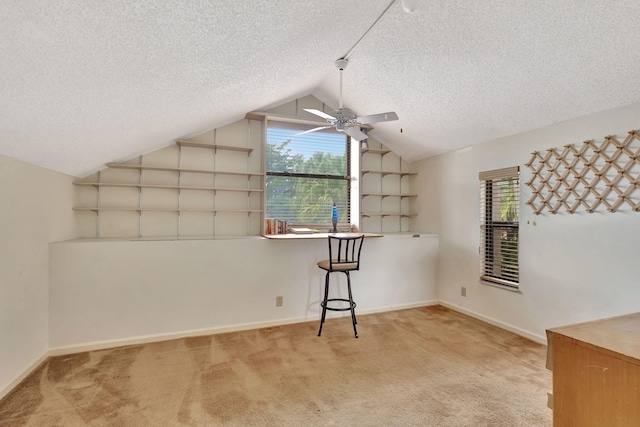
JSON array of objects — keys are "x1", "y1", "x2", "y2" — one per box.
[
  {"x1": 138, "y1": 155, "x2": 144, "y2": 237},
  {"x1": 212, "y1": 129, "x2": 217, "y2": 237},
  {"x1": 178, "y1": 144, "x2": 183, "y2": 237},
  {"x1": 247, "y1": 119, "x2": 251, "y2": 236},
  {"x1": 96, "y1": 170, "x2": 102, "y2": 238},
  {"x1": 399, "y1": 156, "x2": 402, "y2": 232}
]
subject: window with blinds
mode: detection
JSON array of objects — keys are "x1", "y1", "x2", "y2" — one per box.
[
  {"x1": 266, "y1": 122, "x2": 350, "y2": 226},
  {"x1": 479, "y1": 166, "x2": 520, "y2": 288}
]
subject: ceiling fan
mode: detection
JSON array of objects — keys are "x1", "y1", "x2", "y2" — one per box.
[{"x1": 301, "y1": 58, "x2": 398, "y2": 142}]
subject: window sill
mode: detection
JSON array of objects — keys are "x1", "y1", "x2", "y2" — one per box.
[
  {"x1": 479, "y1": 279, "x2": 521, "y2": 293},
  {"x1": 262, "y1": 232, "x2": 383, "y2": 240}
]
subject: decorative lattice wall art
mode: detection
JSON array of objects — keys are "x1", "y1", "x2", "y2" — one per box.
[{"x1": 525, "y1": 130, "x2": 640, "y2": 215}]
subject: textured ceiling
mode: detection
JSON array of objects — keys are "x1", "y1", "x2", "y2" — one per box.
[{"x1": 2, "y1": 1, "x2": 640, "y2": 177}]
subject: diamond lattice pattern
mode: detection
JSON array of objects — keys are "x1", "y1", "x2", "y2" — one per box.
[{"x1": 525, "y1": 130, "x2": 640, "y2": 214}]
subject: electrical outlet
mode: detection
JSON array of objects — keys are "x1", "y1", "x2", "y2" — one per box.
[
  {"x1": 461, "y1": 287, "x2": 467, "y2": 297},
  {"x1": 276, "y1": 296, "x2": 283, "y2": 307}
]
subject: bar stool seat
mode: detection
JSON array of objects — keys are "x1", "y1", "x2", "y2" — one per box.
[{"x1": 317, "y1": 234, "x2": 365, "y2": 338}]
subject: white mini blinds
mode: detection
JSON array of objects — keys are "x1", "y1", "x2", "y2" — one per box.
[
  {"x1": 479, "y1": 166, "x2": 520, "y2": 288},
  {"x1": 266, "y1": 122, "x2": 350, "y2": 226}
]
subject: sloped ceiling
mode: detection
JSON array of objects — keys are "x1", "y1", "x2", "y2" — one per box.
[{"x1": 2, "y1": 1, "x2": 640, "y2": 177}]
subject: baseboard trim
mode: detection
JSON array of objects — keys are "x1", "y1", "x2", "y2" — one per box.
[
  {"x1": 358, "y1": 300, "x2": 440, "y2": 316},
  {"x1": 49, "y1": 316, "x2": 309, "y2": 356},
  {"x1": 49, "y1": 301, "x2": 440, "y2": 357},
  {"x1": 0, "y1": 351, "x2": 50, "y2": 401},
  {"x1": 439, "y1": 301, "x2": 547, "y2": 345},
  {"x1": 4, "y1": 300, "x2": 529, "y2": 402}
]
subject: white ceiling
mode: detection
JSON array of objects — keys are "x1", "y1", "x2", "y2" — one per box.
[{"x1": 2, "y1": 1, "x2": 640, "y2": 177}]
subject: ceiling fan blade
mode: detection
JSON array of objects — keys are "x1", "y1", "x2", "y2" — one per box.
[
  {"x1": 292, "y1": 126, "x2": 332, "y2": 137},
  {"x1": 344, "y1": 127, "x2": 368, "y2": 141},
  {"x1": 356, "y1": 111, "x2": 399, "y2": 124},
  {"x1": 304, "y1": 109, "x2": 336, "y2": 121}
]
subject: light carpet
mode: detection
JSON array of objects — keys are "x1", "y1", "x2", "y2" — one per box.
[{"x1": 0, "y1": 306, "x2": 552, "y2": 426}]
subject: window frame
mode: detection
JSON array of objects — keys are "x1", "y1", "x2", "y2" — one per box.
[
  {"x1": 479, "y1": 166, "x2": 520, "y2": 289},
  {"x1": 264, "y1": 120, "x2": 352, "y2": 229}
]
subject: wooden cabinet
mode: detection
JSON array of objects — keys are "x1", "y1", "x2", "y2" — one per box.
[{"x1": 546, "y1": 312, "x2": 640, "y2": 426}]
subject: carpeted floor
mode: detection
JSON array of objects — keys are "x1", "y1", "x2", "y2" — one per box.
[{"x1": 0, "y1": 306, "x2": 552, "y2": 426}]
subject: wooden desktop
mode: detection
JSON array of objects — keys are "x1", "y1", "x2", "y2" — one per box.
[{"x1": 546, "y1": 312, "x2": 640, "y2": 426}]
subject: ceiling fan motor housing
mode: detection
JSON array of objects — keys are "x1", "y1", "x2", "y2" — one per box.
[
  {"x1": 332, "y1": 109, "x2": 358, "y2": 131},
  {"x1": 332, "y1": 109, "x2": 357, "y2": 121}
]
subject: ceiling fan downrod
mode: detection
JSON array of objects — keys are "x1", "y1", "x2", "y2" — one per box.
[{"x1": 335, "y1": 58, "x2": 348, "y2": 110}]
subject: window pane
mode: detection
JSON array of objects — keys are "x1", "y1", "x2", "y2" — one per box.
[
  {"x1": 266, "y1": 127, "x2": 347, "y2": 175},
  {"x1": 266, "y1": 176, "x2": 348, "y2": 224}
]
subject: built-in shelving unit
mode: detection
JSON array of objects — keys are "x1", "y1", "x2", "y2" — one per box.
[
  {"x1": 359, "y1": 142, "x2": 417, "y2": 233},
  {"x1": 74, "y1": 121, "x2": 263, "y2": 239}
]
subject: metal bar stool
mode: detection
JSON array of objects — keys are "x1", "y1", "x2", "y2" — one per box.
[{"x1": 317, "y1": 234, "x2": 365, "y2": 338}]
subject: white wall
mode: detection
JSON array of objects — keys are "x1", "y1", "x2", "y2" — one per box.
[
  {"x1": 0, "y1": 154, "x2": 75, "y2": 397},
  {"x1": 49, "y1": 234, "x2": 438, "y2": 350},
  {"x1": 414, "y1": 103, "x2": 640, "y2": 342}
]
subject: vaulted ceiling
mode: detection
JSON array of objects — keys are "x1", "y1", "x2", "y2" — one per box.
[{"x1": 2, "y1": 1, "x2": 640, "y2": 177}]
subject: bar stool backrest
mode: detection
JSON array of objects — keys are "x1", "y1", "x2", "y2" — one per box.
[{"x1": 327, "y1": 235, "x2": 365, "y2": 272}]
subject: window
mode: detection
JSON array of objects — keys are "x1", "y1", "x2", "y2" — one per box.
[
  {"x1": 266, "y1": 121, "x2": 350, "y2": 227},
  {"x1": 479, "y1": 166, "x2": 520, "y2": 288}
]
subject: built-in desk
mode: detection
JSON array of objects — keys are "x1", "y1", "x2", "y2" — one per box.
[
  {"x1": 546, "y1": 312, "x2": 640, "y2": 426},
  {"x1": 262, "y1": 232, "x2": 383, "y2": 240}
]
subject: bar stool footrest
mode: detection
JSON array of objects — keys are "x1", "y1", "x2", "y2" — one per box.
[{"x1": 321, "y1": 298, "x2": 356, "y2": 311}]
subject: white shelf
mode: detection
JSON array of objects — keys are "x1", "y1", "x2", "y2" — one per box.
[
  {"x1": 361, "y1": 212, "x2": 417, "y2": 218},
  {"x1": 361, "y1": 148, "x2": 391, "y2": 155},
  {"x1": 176, "y1": 140, "x2": 253, "y2": 153},
  {"x1": 74, "y1": 207, "x2": 263, "y2": 213},
  {"x1": 361, "y1": 193, "x2": 417, "y2": 198},
  {"x1": 361, "y1": 169, "x2": 417, "y2": 177},
  {"x1": 74, "y1": 182, "x2": 263, "y2": 192},
  {"x1": 104, "y1": 163, "x2": 263, "y2": 177}
]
